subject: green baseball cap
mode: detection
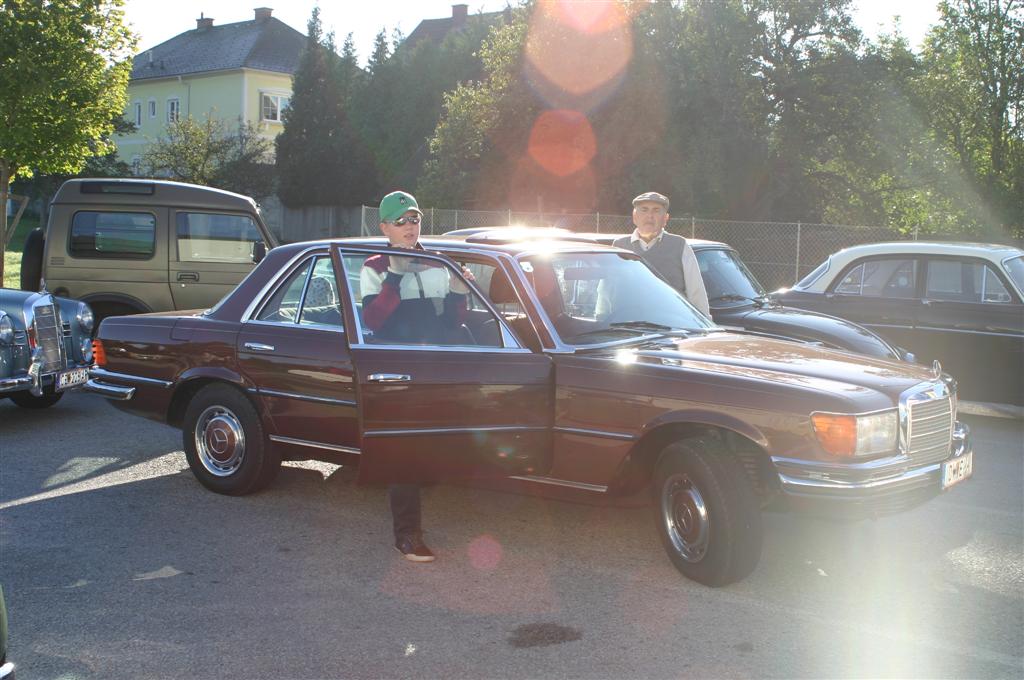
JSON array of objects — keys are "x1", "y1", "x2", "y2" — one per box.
[{"x1": 379, "y1": 191, "x2": 423, "y2": 223}]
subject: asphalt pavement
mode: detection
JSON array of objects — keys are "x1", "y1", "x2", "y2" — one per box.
[{"x1": 1, "y1": 392, "x2": 1022, "y2": 679}]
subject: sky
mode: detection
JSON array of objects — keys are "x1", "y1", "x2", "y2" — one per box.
[{"x1": 122, "y1": 0, "x2": 943, "y2": 65}]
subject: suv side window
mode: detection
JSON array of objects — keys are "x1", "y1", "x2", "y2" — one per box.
[
  {"x1": 176, "y1": 212, "x2": 262, "y2": 264},
  {"x1": 69, "y1": 211, "x2": 156, "y2": 259},
  {"x1": 834, "y1": 258, "x2": 917, "y2": 298}
]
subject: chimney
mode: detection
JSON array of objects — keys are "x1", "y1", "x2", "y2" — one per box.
[
  {"x1": 452, "y1": 4, "x2": 468, "y2": 25},
  {"x1": 196, "y1": 13, "x2": 214, "y2": 30},
  {"x1": 254, "y1": 7, "x2": 273, "y2": 21}
]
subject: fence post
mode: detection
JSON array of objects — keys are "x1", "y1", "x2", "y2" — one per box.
[
  {"x1": 360, "y1": 205, "x2": 366, "y2": 236},
  {"x1": 596, "y1": 212, "x2": 600, "y2": 233},
  {"x1": 508, "y1": 208, "x2": 512, "y2": 226},
  {"x1": 454, "y1": 209, "x2": 458, "y2": 230},
  {"x1": 691, "y1": 216, "x2": 696, "y2": 238},
  {"x1": 794, "y1": 222, "x2": 802, "y2": 284},
  {"x1": 913, "y1": 225, "x2": 919, "y2": 240},
  {"x1": 431, "y1": 207, "x2": 435, "y2": 235}
]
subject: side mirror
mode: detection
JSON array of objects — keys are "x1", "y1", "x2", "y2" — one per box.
[{"x1": 252, "y1": 240, "x2": 267, "y2": 264}]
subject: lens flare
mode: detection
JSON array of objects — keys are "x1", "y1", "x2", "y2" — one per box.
[
  {"x1": 468, "y1": 534, "x2": 503, "y2": 570},
  {"x1": 528, "y1": 109, "x2": 596, "y2": 177}
]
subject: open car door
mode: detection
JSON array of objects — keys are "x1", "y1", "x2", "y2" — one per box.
[{"x1": 334, "y1": 245, "x2": 553, "y2": 485}]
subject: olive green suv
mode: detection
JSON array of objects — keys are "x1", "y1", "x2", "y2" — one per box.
[{"x1": 21, "y1": 179, "x2": 278, "y2": 323}]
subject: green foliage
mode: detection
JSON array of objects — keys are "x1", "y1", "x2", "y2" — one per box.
[{"x1": 143, "y1": 116, "x2": 275, "y2": 200}]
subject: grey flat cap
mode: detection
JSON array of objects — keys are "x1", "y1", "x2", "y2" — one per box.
[{"x1": 632, "y1": 191, "x2": 670, "y2": 209}]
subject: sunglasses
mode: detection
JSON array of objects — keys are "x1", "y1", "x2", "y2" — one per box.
[{"x1": 390, "y1": 215, "x2": 421, "y2": 226}]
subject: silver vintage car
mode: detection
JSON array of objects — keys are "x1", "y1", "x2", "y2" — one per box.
[{"x1": 0, "y1": 288, "x2": 94, "y2": 408}]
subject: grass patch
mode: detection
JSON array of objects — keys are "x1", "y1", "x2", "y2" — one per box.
[{"x1": 3, "y1": 213, "x2": 38, "y2": 289}]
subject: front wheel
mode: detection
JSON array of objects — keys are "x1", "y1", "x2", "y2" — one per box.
[
  {"x1": 653, "y1": 439, "x2": 763, "y2": 587},
  {"x1": 9, "y1": 388, "x2": 63, "y2": 409},
  {"x1": 182, "y1": 384, "x2": 280, "y2": 495}
]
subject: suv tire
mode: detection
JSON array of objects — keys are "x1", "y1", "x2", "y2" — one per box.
[{"x1": 20, "y1": 228, "x2": 44, "y2": 292}]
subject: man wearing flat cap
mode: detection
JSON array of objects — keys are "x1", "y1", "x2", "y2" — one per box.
[{"x1": 613, "y1": 192, "x2": 710, "y2": 316}]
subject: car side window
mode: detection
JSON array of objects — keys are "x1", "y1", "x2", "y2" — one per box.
[
  {"x1": 176, "y1": 212, "x2": 263, "y2": 264},
  {"x1": 834, "y1": 258, "x2": 917, "y2": 298},
  {"x1": 298, "y1": 257, "x2": 344, "y2": 328},
  {"x1": 255, "y1": 260, "x2": 312, "y2": 323},
  {"x1": 926, "y1": 259, "x2": 1012, "y2": 303},
  {"x1": 341, "y1": 251, "x2": 503, "y2": 348}
]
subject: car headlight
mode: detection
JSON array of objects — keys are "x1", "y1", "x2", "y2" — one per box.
[
  {"x1": 0, "y1": 313, "x2": 13, "y2": 344},
  {"x1": 811, "y1": 409, "x2": 898, "y2": 458},
  {"x1": 81, "y1": 336, "x2": 94, "y2": 363},
  {"x1": 77, "y1": 304, "x2": 94, "y2": 333}
]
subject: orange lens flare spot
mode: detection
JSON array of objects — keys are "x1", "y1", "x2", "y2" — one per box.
[
  {"x1": 527, "y1": 110, "x2": 596, "y2": 177},
  {"x1": 92, "y1": 339, "x2": 107, "y2": 367},
  {"x1": 811, "y1": 413, "x2": 856, "y2": 457},
  {"x1": 467, "y1": 534, "x2": 503, "y2": 571},
  {"x1": 543, "y1": 0, "x2": 629, "y2": 34}
]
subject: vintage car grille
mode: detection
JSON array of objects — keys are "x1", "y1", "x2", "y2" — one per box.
[
  {"x1": 32, "y1": 302, "x2": 65, "y2": 374},
  {"x1": 906, "y1": 391, "x2": 954, "y2": 467}
]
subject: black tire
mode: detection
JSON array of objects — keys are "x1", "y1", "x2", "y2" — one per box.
[
  {"x1": 20, "y1": 228, "x2": 45, "y2": 292},
  {"x1": 9, "y1": 388, "x2": 63, "y2": 409},
  {"x1": 182, "y1": 384, "x2": 280, "y2": 495},
  {"x1": 652, "y1": 439, "x2": 763, "y2": 587}
]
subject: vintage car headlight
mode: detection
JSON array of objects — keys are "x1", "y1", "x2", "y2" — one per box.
[
  {"x1": 81, "y1": 336, "x2": 94, "y2": 363},
  {"x1": 811, "y1": 409, "x2": 898, "y2": 458},
  {"x1": 0, "y1": 313, "x2": 13, "y2": 344},
  {"x1": 77, "y1": 304, "x2": 94, "y2": 333}
]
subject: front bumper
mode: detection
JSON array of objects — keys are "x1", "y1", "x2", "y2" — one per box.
[
  {"x1": 0, "y1": 375, "x2": 32, "y2": 394},
  {"x1": 771, "y1": 421, "x2": 971, "y2": 517},
  {"x1": 0, "y1": 660, "x2": 13, "y2": 679}
]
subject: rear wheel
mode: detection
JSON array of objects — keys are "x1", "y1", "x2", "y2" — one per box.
[
  {"x1": 653, "y1": 439, "x2": 762, "y2": 587},
  {"x1": 9, "y1": 388, "x2": 63, "y2": 409},
  {"x1": 182, "y1": 384, "x2": 280, "y2": 495}
]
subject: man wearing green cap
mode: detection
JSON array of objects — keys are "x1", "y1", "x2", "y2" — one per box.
[
  {"x1": 613, "y1": 192, "x2": 709, "y2": 316},
  {"x1": 360, "y1": 190, "x2": 475, "y2": 562}
]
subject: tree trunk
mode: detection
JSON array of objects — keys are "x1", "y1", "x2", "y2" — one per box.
[{"x1": 1, "y1": 160, "x2": 9, "y2": 286}]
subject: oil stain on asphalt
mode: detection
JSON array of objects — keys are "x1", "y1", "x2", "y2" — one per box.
[{"x1": 509, "y1": 622, "x2": 583, "y2": 648}]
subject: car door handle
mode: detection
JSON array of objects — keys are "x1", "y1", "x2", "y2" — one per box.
[
  {"x1": 177, "y1": 271, "x2": 200, "y2": 282},
  {"x1": 368, "y1": 373, "x2": 411, "y2": 383},
  {"x1": 243, "y1": 342, "x2": 275, "y2": 352}
]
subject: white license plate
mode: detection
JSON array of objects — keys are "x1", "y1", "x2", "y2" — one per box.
[
  {"x1": 57, "y1": 367, "x2": 89, "y2": 391},
  {"x1": 941, "y1": 451, "x2": 973, "y2": 490}
]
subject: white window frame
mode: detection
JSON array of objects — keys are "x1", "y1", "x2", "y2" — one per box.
[
  {"x1": 130, "y1": 156, "x2": 142, "y2": 176},
  {"x1": 131, "y1": 101, "x2": 142, "y2": 127},
  {"x1": 166, "y1": 98, "x2": 180, "y2": 123},
  {"x1": 260, "y1": 92, "x2": 290, "y2": 123},
  {"x1": 148, "y1": 98, "x2": 157, "y2": 119}
]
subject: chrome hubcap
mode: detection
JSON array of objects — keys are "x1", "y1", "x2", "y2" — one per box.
[
  {"x1": 194, "y1": 405, "x2": 245, "y2": 477},
  {"x1": 661, "y1": 473, "x2": 709, "y2": 563}
]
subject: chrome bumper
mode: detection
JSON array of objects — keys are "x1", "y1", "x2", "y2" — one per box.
[
  {"x1": 84, "y1": 378, "x2": 135, "y2": 401},
  {"x1": 0, "y1": 375, "x2": 32, "y2": 394},
  {"x1": 772, "y1": 422, "x2": 971, "y2": 517}
]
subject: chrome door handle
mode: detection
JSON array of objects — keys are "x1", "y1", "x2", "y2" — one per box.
[
  {"x1": 368, "y1": 373, "x2": 411, "y2": 383},
  {"x1": 244, "y1": 342, "x2": 275, "y2": 352}
]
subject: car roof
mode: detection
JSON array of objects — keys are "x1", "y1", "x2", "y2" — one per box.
[
  {"x1": 826, "y1": 241, "x2": 1023, "y2": 265},
  {"x1": 271, "y1": 236, "x2": 628, "y2": 258},
  {"x1": 440, "y1": 226, "x2": 729, "y2": 249}
]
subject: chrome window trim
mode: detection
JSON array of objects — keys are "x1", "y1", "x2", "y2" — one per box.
[
  {"x1": 999, "y1": 254, "x2": 1024, "y2": 299},
  {"x1": 269, "y1": 435, "x2": 360, "y2": 455},
  {"x1": 349, "y1": 342, "x2": 532, "y2": 354},
  {"x1": 336, "y1": 245, "x2": 525, "y2": 351},
  {"x1": 257, "y1": 388, "x2": 355, "y2": 407},
  {"x1": 553, "y1": 426, "x2": 635, "y2": 441},
  {"x1": 508, "y1": 475, "x2": 608, "y2": 493},
  {"x1": 89, "y1": 367, "x2": 173, "y2": 388},
  {"x1": 242, "y1": 245, "x2": 328, "y2": 322},
  {"x1": 242, "y1": 319, "x2": 346, "y2": 334},
  {"x1": 363, "y1": 425, "x2": 547, "y2": 438}
]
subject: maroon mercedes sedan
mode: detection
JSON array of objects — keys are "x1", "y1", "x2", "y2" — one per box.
[{"x1": 86, "y1": 237, "x2": 973, "y2": 586}]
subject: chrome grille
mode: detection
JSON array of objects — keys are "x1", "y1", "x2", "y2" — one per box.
[
  {"x1": 906, "y1": 392, "x2": 954, "y2": 466},
  {"x1": 32, "y1": 302, "x2": 64, "y2": 374}
]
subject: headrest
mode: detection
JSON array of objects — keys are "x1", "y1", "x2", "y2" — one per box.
[{"x1": 488, "y1": 272, "x2": 520, "y2": 305}]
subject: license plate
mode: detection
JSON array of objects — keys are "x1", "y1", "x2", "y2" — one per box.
[
  {"x1": 57, "y1": 367, "x2": 89, "y2": 391},
  {"x1": 941, "y1": 451, "x2": 973, "y2": 490}
]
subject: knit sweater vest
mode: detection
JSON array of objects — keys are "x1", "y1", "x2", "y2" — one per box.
[{"x1": 613, "y1": 232, "x2": 688, "y2": 294}]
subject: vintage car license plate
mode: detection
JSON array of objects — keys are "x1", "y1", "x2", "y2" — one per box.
[
  {"x1": 941, "y1": 451, "x2": 973, "y2": 490},
  {"x1": 57, "y1": 367, "x2": 89, "y2": 391}
]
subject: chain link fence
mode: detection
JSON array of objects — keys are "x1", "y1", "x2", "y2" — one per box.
[{"x1": 353, "y1": 206, "x2": 918, "y2": 290}]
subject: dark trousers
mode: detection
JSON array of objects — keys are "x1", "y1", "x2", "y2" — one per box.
[{"x1": 388, "y1": 484, "x2": 422, "y2": 542}]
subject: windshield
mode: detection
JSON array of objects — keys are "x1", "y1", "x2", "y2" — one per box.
[
  {"x1": 519, "y1": 251, "x2": 714, "y2": 345},
  {"x1": 1003, "y1": 255, "x2": 1024, "y2": 294},
  {"x1": 696, "y1": 248, "x2": 766, "y2": 303}
]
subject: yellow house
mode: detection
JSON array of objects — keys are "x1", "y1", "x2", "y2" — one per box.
[{"x1": 117, "y1": 7, "x2": 305, "y2": 173}]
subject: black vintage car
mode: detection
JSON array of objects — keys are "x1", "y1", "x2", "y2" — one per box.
[
  {"x1": 445, "y1": 229, "x2": 908, "y2": 362},
  {"x1": 776, "y1": 242, "x2": 1024, "y2": 410}
]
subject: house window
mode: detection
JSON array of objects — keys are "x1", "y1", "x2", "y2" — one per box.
[
  {"x1": 132, "y1": 101, "x2": 142, "y2": 126},
  {"x1": 130, "y1": 156, "x2": 142, "y2": 176},
  {"x1": 148, "y1": 99, "x2": 157, "y2": 118},
  {"x1": 261, "y1": 93, "x2": 290, "y2": 122},
  {"x1": 167, "y1": 98, "x2": 180, "y2": 123}
]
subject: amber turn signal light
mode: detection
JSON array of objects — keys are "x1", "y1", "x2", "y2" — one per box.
[
  {"x1": 811, "y1": 413, "x2": 857, "y2": 457},
  {"x1": 92, "y1": 339, "x2": 107, "y2": 367}
]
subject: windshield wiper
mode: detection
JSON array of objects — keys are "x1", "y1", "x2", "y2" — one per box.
[
  {"x1": 710, "y1": 293, "x2": 774, "y2": 308},
  {"x1": 608, "y1": 321, "x2": 675, "y2": 332}
]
